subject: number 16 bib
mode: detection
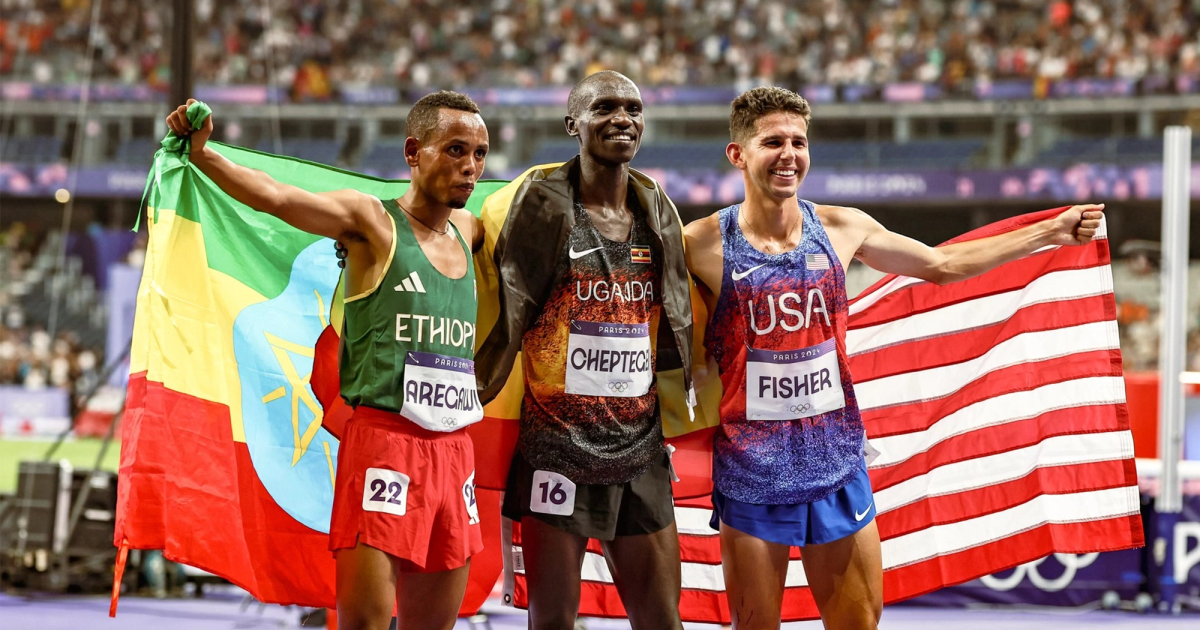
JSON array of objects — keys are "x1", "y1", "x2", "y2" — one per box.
[
  {"x1": 745, "y1": 338, "x2": 846, "y2": 421},
  {"x1": 564, "y1": 320, "x2": 653, "y2": 397}
]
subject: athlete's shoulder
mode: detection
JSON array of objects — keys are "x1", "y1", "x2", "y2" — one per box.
[
  {"x1": 813, "y1": 203, "x2": 873, "y2": 228},
  {"x1": 683, "y1": 211, "x2": 722, "y2": 247}
]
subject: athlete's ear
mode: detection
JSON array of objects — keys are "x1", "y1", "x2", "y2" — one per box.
[
  {"x1": 726, "y1": 142, "x2": 745, "y2": 170},
  {"x1": 564, "y1": 115, "x2": 579, "y2": 139},
  {"x1": 404, "y1": 136, "x2": 421, "y2": 168}
]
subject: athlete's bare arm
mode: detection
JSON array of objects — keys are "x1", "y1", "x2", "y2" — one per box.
[
  {"x1": 683, "y1": 213, "x2": 724, "y2": 311},
  {"x1": 165, "y1": 100, "x2": 389, "y2": 247},
  {"x1": 817, "y1": 203, "x2": 1105, "y2": 285}
]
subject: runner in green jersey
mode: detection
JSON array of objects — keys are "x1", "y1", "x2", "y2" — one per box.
[{"x1": 167, "y1": 91, "x2": 489, "y2": 630}]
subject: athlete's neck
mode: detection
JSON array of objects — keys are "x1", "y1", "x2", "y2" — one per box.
[
  {"x1": 577, "y1": 152, "x2": 631, "y2": 212},
  {"x1": 741, "y1": 189, "x2": 802, "y2": 240},
  {"x1": 397, "y1": 187, "x2": 452, "y2": 233}
]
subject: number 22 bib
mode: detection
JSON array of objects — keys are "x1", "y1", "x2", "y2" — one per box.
[{"x1": 745, "y1": 338, "x2": 846, "y2": 421}]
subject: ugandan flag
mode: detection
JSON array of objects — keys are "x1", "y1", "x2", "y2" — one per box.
[{"x1": 113, "y1": 102, "x2": 510, "y2": 613}]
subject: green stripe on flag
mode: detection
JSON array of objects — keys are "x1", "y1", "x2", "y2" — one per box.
[{"x1": 149, "y1": 140, "x2": 508, "y2": 300}]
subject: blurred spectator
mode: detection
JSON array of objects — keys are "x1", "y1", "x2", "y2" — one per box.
[
  {"x1": 2, "y1": 0, "x2": 1199, "y2": 98},
  {"x1": 0, "y1": 222, "x2": 107, "y2": 402}
]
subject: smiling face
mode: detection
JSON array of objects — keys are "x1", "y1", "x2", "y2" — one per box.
[
  {"x1": 406, "y1": 108, "x2": 489, "y2": 209},
  {"x1": 728, "y1": 111, "x2": 810, "y2": 201},
  {"x1": 565, "y1": 73, "x2": 644, "y2": 166}
]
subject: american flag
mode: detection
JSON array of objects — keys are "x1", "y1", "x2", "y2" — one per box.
[
  {"x1": 504, "y1": 208, "x2": 1143, "y2": 623},
  {"x1": 806, "y1": 252, "x2": 830, "y2": 270}
]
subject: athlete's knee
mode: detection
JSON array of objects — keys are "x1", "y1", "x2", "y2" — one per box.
[
  {"x1": 825, "y1": 601, "x2": 881, "y2": 630},
  {"x1": 627, "y1": 604, "x2": 683, "y2": 630},
  {"x1": 334, "y1": 606, "x2": 393, "y2": 630},
  {"x1": 527, "y1": 606, "x2": 579, "y2": 630}
]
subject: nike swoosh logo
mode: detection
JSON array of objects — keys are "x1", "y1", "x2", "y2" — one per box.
[
  {"x1": 731, "y1": 264, "x2": 766, "y2": 281},
  {"x1": 855, "y1": 503, "x2": 873, "y2": 522},
  {"x1": 569, "y1": 246, "x2": 604, "y2": 260}
]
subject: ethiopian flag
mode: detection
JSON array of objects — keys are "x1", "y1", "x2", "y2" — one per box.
[{"x1": 114, "y1": 108, "x2": 509, "y2": 611}]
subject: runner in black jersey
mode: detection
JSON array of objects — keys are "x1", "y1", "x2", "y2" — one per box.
[{"x1": 477, "y1": 72, "x2": 691, "y2": 630}]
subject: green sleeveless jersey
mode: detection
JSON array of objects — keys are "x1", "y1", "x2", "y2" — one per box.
[{"x1": 339, "y1": 198, "x2": 482, "y2": 431}]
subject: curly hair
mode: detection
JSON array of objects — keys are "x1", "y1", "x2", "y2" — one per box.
[{"x1": 729, "y1": 87, "x2": 812, "y2": 143}]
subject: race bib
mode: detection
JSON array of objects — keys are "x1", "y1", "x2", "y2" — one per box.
[
  {"x1": 564, "y1": 320, "x2": 653, "y2": 397},
  {"x1": 399, "y1": 351, "x2": 484, "y2": 432},
  {"x1": 529, "y1": 470, "x2": 576, "y2": 516},
  {"x1": 745, "y1": 338, "x2": 846, "y2": 421},
  {"x1": 462, "y1": 472, "x2": 479, "y2": 525},
  {"x1": 362, "y1": 467, "x2": 410, "y2": 516}
]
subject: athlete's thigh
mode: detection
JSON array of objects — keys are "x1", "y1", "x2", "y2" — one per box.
[
  {"x1": 335, "y1": 542, "x2": 398, "y2": 630},
  {"x1": 599, "y1": 522, "x2": 683, "y2": 630},
  {"x1": 719, "y1": 522, "x2": 790, "y2": 630},
  {"x1": 798, "y1": 519, "x2": 883, "y2": 630},
  {"x1": 520, "y1": 515, "x2": 591, "y2": 630},
  {"x1": 395, "y1": 561, "x2": 472, "y2": 630}
]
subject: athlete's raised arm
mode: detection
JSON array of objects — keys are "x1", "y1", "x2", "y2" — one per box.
[
  {"x1": 165, "y1": 99, "x2": 384, "y2": 243},
  {"x1": 833, "y1": 203, "x2": 1104, "y2": 285}
]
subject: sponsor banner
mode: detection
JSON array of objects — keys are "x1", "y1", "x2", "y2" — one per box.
[
  {"x1": 0, "y1": 386, "x2": 71, "y2": 438},
  {"x1": 1, "y1": 77, "x2": 1195, "y2": 105},
  {"x1": 6, "y1": 161, "x2": 1200, "y2": 204}
]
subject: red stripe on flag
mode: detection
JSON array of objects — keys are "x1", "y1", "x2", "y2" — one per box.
[
  {"x1": 117, "y1": 373, "x2": 338, "y2": 608},
  {"x1": 850, "y1": 295, "x2": 1116, "y2": 382},
  {"x1": 868, "y1": 404, "x2": 1129, "y2": 493},
  {"x1": 849, "y1": 244, "x2": 1107, "y2": 329},
  {"x1": 880, "y1": 516, "x2": 1144, "y2": 603},
  {"x1": 860, "y1": 349, "x2": 1123, "y2": 437},
  {"x1": 876, "y1": 460, "x2": 1139, "y2": 540}
]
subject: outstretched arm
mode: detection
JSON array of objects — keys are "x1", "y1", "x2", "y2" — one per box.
[
  {"x1": 165, "y1": 100, "x2": 380, "y2": 242},
  {"x1": 852, "y1": 204, "x2": 1105, "y2": 285}
]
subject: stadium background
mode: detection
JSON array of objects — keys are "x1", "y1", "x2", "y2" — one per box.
[{"x1": 1, "y1": 0, "x2": 1200, "y2": 627}]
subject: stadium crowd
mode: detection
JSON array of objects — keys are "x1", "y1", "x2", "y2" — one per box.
[
  {"x1": 0, "y1": 0, "x2": 1197, "y2": 99},
  {"x1": 0, "y1": 223, "x2": 111, "y2": 399}
]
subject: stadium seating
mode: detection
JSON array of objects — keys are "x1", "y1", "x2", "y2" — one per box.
[
  {"x1": 253, "y1": 139, "x2": 342, "y2": 165},
  {"x1": 0, "y1": 136, "x2": 63, "y2": 164}
]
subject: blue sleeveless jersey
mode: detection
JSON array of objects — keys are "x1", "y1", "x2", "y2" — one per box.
[{"x1": 703, "y1": 200, "x2": 864, "y2": 504}]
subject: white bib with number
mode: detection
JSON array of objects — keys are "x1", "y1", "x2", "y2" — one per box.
[
  {"x1": 399, "y1": 351, "x2": 484, "y2": 432},
  {"x1": 564, "y1": 320, "x2": 653, "y2": 398},
  {"x1": 529, "y1": 470, "x2": 577, "y2": 516},
  {"x1": 462, "y1": 472, "x2": 479, "y2": 525},
  {"x1": 362, "y1": 467, "x2": 410, "y2": 516},
  {"x1": 745, "y1": 338, "x2": 846, "y2": 421}
]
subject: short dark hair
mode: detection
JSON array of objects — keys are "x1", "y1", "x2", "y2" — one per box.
[
  {"x1": 406, "y1": 90, "x2": 481, "y2": 143},
  {"x1": 729, "y1": 87, "x2": 812, "y2": 143},
  {"x1": 567, "y1": 70, "x2": 634, "y2": 119}
]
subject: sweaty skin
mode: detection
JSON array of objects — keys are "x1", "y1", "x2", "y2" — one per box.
[{"x1": 684, "y1": 110, "x2": 1103, "y2": 630}]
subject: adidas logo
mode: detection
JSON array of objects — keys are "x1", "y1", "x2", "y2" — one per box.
[{"x1": 393, "y1": 271, "x2": 426, "y2": 293}]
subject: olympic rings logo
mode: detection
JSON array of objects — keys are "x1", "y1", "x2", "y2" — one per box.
[
  {"x1": 441, "y1": 416, "x2": 458, "y2": 428},
  {"x1": 788, "y1": 403, "x2": 812, "y2": 415},
  {"x1": 608, "y1": 381, "x2": 631, "y2": 393},
  {"x1": 978, "y1": 553, "x2": 1099, "y2": 592}
]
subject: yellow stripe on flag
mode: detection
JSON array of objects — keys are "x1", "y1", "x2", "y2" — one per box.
[{"x1": 130, "y1": 208, "x2": 268, "y2": 442}]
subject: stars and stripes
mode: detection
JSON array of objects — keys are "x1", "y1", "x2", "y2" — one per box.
[
  {"x1": 504, "y1": 208, "x2": 1142, "y2": 624},
  {"x1": 805, "y1": 253, "x2": 830, "y2": 270}
]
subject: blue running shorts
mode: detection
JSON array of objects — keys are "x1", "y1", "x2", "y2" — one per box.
[{"x1": 709, "y1": 458, "x2": 875, "y2": 547}]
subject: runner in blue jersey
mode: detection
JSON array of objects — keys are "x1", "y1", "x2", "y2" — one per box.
[{"x1": 683, "y1": 86, "x2": 1106, "y2": 630}]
